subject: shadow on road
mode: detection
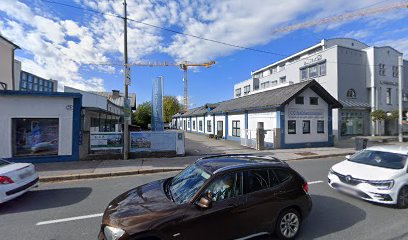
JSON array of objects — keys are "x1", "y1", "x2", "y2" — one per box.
[
  {"x1": 0, "y1": 187, "x2": 92, "y2": 215},
  {"x1": 299, "y1": 194, "x2": 366, "y2": 239}
]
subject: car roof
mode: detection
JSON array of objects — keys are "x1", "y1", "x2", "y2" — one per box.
[
  {"x1": 365, "y1": 145, "x2": 408, "y2": 155},
  {"x1": 195, "y1": 155, "x2": 287, "y2": 174}
]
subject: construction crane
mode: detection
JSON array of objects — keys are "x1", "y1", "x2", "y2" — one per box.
[
  {"x1": 272, "y1": 1, "x2": 408, "y2": 34},
  {"x1": 127, "y1": 60, "x2": 216, "y2": 112}
]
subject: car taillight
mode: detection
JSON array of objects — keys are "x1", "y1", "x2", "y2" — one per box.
[
  {"x1": 302, "y1": 182, "x2": 309, "y2": 193},
  {"x1": 0, "y1": 176, "x2": 14, "y2": 184}
]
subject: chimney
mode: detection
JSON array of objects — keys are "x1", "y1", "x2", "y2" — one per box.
[{"x1": 112, "y1": 90, "x2": 120, "y2": 98}]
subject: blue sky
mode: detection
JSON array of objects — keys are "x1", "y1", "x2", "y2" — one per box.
[{"x1": 1, "y1": 0, "x2": 408, "y2": 107}]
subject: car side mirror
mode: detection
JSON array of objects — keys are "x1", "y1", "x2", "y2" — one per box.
[
  {"x1": 196, "y1": 196, "x2": 212, "y2": 209},
  {"x1": 345, "y1": 155, "x2": 351, "y2": 160}
]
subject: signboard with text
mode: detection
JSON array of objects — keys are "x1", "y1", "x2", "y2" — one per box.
[
  {"x1": 90, "y1": 132, "x2": 123, "y2": 150},
  {"x1": 287, "y1": 108, "x2": 324, "y2": 119}
]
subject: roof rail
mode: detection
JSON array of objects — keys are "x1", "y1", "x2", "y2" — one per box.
[{"x1": 198, "y1": 154, "x2": 253, "y2": 161}]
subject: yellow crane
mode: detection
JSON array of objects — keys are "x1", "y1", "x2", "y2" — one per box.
[{"x1": 127, "y1": 60, "x2": 215, "y2": 112}]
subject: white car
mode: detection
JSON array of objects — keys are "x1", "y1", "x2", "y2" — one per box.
[
  {"x1": 328, "y1": 146, "x2": 408, "y2": 208},
  {"x1": 0, "y1": 159, "x2": 39, "y2": 204}
]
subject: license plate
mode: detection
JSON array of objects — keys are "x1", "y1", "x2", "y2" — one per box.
[
  {"x1": 339, "y1": 186, "x2": 358, "y2": 196},
  {"x1": 19, "y1": 170, "x2": 33, "y2": 179}
]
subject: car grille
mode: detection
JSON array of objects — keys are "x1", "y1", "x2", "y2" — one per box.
[{"x1": 332, "y1": 171, "x2": 366, "y2": 186}]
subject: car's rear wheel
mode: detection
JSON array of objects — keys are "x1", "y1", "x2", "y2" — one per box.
[
  {"x1": 275, "y1": 208, "x2": 301, "y2": 240},
  {"x1": 397, "y1": 186, "x2": 408, "y2": 209}
]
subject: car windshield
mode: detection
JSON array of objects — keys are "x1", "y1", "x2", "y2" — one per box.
[
  {"x1": 169, "y1": 163, "x2": 211, "y2": 204},
  {"x1": 0, "y1": 159, "x2": 10, "y2": 167},
  {"x1": 348, "y1": 150, "x2": 407, "y2": 170}
]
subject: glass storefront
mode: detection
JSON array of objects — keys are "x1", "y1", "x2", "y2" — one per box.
[{"x1": 340, "y1": 111, "x2": 364, "y2": 136}]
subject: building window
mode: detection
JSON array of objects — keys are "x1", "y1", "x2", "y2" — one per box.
[
  {"x1": 393, "y1": 66, "x2": 399, "y2": 78},
  {"x1": 12, "y1": 118, "x2": 59, "y2": 157},
  {"x1": 295, "y1": 96, "x2": 304, "y2": 104},
  {"x1": 193, "y1": 120, "x2": 196, "y2": 130},
  {"x1": 232, "y1": 120, "x2": 240, "y2": 137},
  {"x1": 303, "y1": 120, "x2": 310, "y2": 134},
  {"x1": 379, "y1": 63, "x2": 386, "y2": 76},
  {"x1": 271, "y1": 80, "x2": 278, "y2": 86},
  {"x1": 207, "y1": 120, "x2": 212, "y2": 132},
  {"x1": 235, "y1": 88, "x2": 241, "y2": 97},
  {"x1": 280, "y1": 76, "x2": 286, "y2": 84},
  {"x1": 309, "y1": 65, "x2": 318, "y2": 78},
  {"x1": 319, "y1": 62, "x2": 326, "y2": 76},
  {"x1": 386, "y1": 88, "x2": 392, "y2": 105},
  {"x1": 199, "y1": 121, "x2": 203, "y2": 131},
  {"x1": 260, "y1": 81, "x2": 270, "y2": 89},
  {"x1": 317, "y1": 120, "x2": 324, "y2": 133},
  {"x1": 300, "y1": 68, "x2": 308, "y2": 80},
  {"x1": 288, "y1": 120, "x2": 296, "y2": 134},
  {"x1": 310, "y1": 97, "x2": 318, "y2": 105},
  {"x1": 347, "y1": 89, "x2": 356, "y2": 98},
  {"x1": 244, "y1": 85, "x2": 250, "y2": 95}
]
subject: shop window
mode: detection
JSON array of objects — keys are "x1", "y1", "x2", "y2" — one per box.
[
  {"x1": 232, "y1": 121, "x2": 240, "y2": 137},
  {"x1": 207, "y1": 120, "x2": 212, "y2": 132},
  {"x1": 317, "y1": 120, "x2": 324, "y2": 133},
  {"x1": 303, "y1": 120, "x2": 310, "y2": 134},
  {"x1": 346, "y1": 89, "x2": 356, "y2": 99},
  {"x1": 288, "y1": 120, "x2": 296, "y2": 134},
  {"x1": 310, "y1": 97, "x2": 318, "y2": 105},
  {"x1": 199, "y1": 121, "x2": 203, "y2": 131},
  {"x1": 12, "y1": 118, "x2": 59, "y2": 157},
  {"x1": 295, "y1": 96, "x2": 304, "y2": 104}
]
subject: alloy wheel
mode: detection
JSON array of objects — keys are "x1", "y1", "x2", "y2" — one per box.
[
  {"x1": 398, "y1": 186, "x2": 408, "y2": 209},
  {"x1": 279, "y1": 212, "x2": 300, "y2": 238}
]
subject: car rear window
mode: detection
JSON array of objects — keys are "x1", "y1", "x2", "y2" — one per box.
[
  {"x1": 274, "y1": 168, "x2": 292, "y2": 183},
  {"x1": 0, "y1": 159, "x2": 10, "y2": 167}
]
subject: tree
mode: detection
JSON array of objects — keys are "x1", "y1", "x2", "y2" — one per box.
[
  {"x1": 371, "y1": 110, "x2": 387, "y2": 136},
  {"x1": 133, "y1": 101, "x2": 152, "y2": 129},
  {"x1": 163, "y1": 96, "x2": 182, "y2": 123}
]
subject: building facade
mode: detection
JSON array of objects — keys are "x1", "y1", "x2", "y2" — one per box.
[
  {"x1": 233, "y1": 38, "x2": 408, "y2": 138},
  {"x1": 173, "y1": 80, "x2": 342, "y2": 149},
  {"x1": 0, "y1": 35, "x2": 20, "y2": 90},
  {"x1": 20, "y1": 71, "x2": 58, "y2": 92}
]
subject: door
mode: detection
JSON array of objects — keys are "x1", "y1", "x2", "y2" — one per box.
[
  {"x1": 181, "y1": 172, "x2": 246, "y2": 240},
  {"x1": 217, "y1": 121, "x2": 223, "y2": 137},
  {"x1": 239, "y1": 169, "x2": 283, "y2": 236}
]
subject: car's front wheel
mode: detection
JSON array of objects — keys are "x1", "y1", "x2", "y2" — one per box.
[
  {"x1": 397, "y1": 186, "x2": 408, "y2": 209},
  {"x1": 275, "y1": 208, "x2": 301, "y2": 240}
]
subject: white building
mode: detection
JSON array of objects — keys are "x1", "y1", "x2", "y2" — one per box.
[
  {"x1": 173, "y1": 80, "x2": 342, "y2": 149},
  {"x1": 234, "y1": 38, "x2": 408, "y2": 138}
]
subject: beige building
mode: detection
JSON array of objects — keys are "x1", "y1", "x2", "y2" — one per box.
[{"x1": 0, "y1": 35, "x2": 20, "y2": 90}]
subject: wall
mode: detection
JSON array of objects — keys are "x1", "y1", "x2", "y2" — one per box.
[
  {"x1": 247, "y1": 110, "x2": 276, "y2": 147},
  {"x1": 284, "y1": 88, "x2": 329, "y2": 144},
  {"x1": 227, "y1": 112, "x2": 245, "y2": 141},
  {"x1": 0, "y1": 95, "x2": 75, "y2": 158},
  {"x1": 0, "y1": 39, "x2": 14, "y2": 90}
]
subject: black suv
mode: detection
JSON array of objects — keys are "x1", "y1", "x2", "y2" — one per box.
[{"x1": 99, "y1": 155, "x2": 312, "y2": 240}]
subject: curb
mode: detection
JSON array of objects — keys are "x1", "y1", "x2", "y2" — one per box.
[
  {"x1": 39, "y1": 168, "x2": 184, "y2": 183},
  {"x1": 285, "y1": 152, "x2": 355, "y2": 161}
]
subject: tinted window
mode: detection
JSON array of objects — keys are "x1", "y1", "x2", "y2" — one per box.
[
  {"x1": 205, "y1": 172, "x2": 242, "y2": 202},
  {"x1": 0, "y1": 159, "x2": 10, "y2": 167},
  {"x1": 349, "y1": 150, "x2": 407, "y2": 169},
  {"x1": 268, "y1": 169, "x2": 280, "y2": 187},
  {"x1": 274, "y1": 169, "x2": 292, "y2": 183},
  {"x1": 245, "y1": 169, "x2": 269, "y2": 194}
]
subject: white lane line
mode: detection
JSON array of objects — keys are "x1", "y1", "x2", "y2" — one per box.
[
  {"x1": 36, "y1": 213, "x2": 103, "y2": 226},
  {"x1": 309, "y1": 180, "x2": 324, "y2": 185}
]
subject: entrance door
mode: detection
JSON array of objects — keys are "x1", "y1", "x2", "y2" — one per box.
[{"x1": 217, "y1": 121, "x2": 223, "y2": 137}]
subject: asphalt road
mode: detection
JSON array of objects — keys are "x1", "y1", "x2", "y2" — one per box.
[{"x1": 1, "y1": 156, "x2": 408, "y2": 240}]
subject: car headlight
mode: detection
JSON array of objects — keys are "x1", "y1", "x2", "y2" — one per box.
[
  {"x1": 328, "y1": 168, "x2": 335, "y2": 175},
  {"x1": 368, "y1": 180, "x2": 394, "y2": 190},
  {"x1": 104, "y1": 226, "x2": 125, "y2": 240}
]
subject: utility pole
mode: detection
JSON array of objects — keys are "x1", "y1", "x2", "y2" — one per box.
[
  {"x1": 123, "y1": 0, "x2": 130, "y2": 159},
  {"x1": 399, "y1": 55, "x2": 404, "y2": 142},
  {"x1": 183, "y1": 65, "x2": 188, "y2": 112}
]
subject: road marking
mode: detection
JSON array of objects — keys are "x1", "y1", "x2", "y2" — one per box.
[
  {"x1": 309, "y1": 180, "x2": 324, "y2": 185},
  {"x1": 36, "y1": 213, "x2": 103, "y2": 226}
]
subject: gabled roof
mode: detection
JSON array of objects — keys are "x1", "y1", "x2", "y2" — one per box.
[
  {"x1": 0, "y1": 35, "x2": 20, "y2": 49},
  {"x1": 211, "y1": 80, "x2": 342, "y2": 113}
]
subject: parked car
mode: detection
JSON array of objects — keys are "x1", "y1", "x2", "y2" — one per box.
[
  {"x1": 328, "y1": 146, "x2": 408, "y2": 208},
  {"x1": 0, "y1": 159, "x2": 39, "y2": 204},
  {"x1": 99, "y1": 155, "x2": 312, "y2": 240}
]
